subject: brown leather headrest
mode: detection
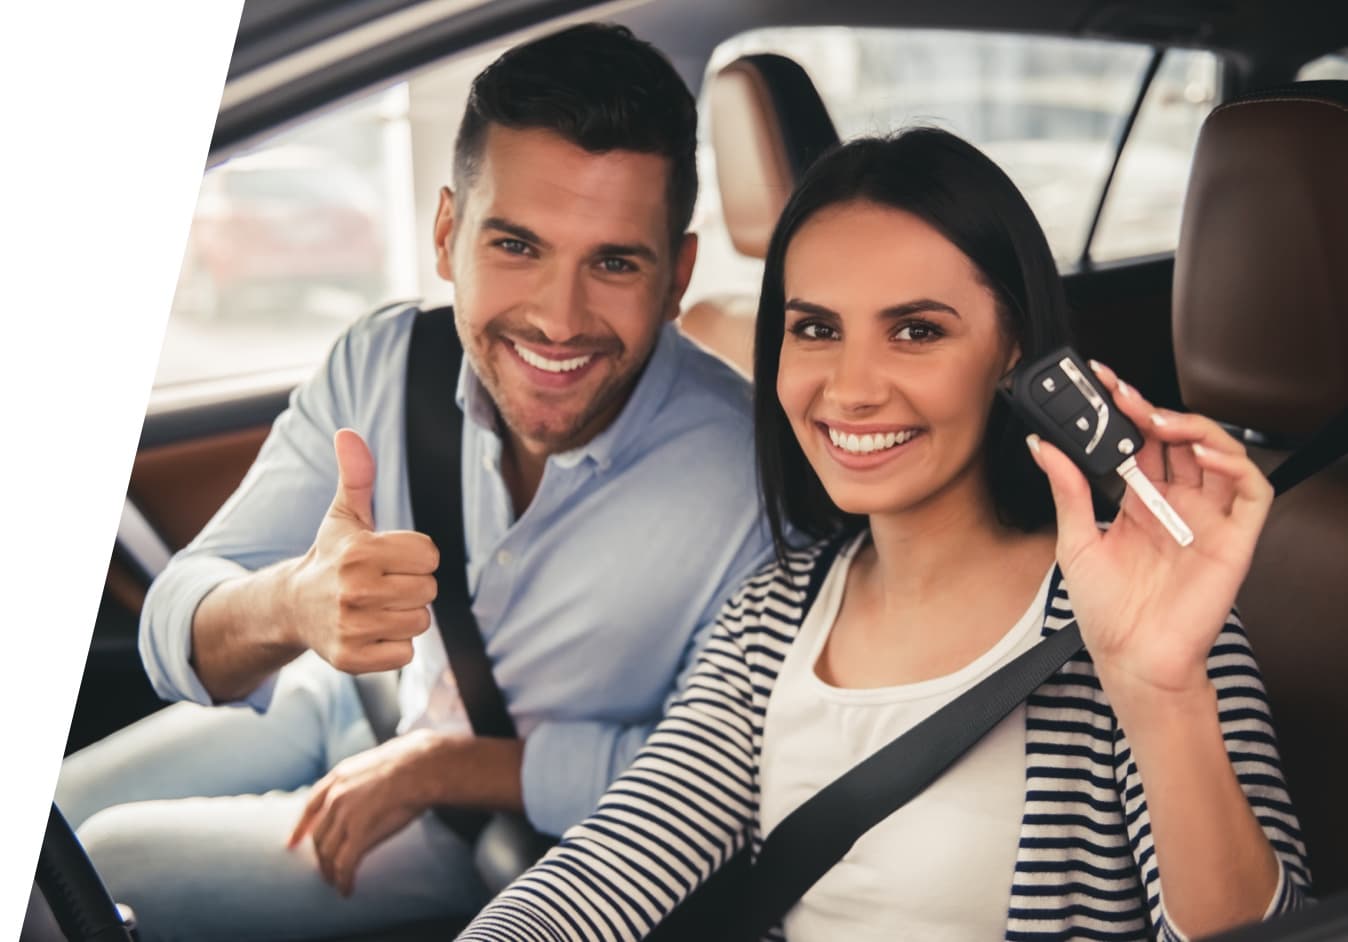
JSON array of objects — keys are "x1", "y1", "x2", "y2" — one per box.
[
  {"x1": 1174, "y1": 81, "x2": 1348, "y2": 441},
  {"x1": 708, "y1": 54, "x2": 839, "y2": 259}
]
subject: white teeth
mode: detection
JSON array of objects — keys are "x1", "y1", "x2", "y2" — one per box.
[
  {"x1": 827, "y1": 427, "x2": 918, "y2": 455},
  {"x1": 513, "y1": 342, "x2": 594, "y2": 374}
]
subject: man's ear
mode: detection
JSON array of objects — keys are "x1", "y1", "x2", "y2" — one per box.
[
  {"x1": 664, "y1": 232, "x2": 699, "y2": 322},
  {"x1": 434, "y1": 186, "x2": 456, "y2": 282}
]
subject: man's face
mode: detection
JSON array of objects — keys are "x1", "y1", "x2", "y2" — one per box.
[{"x1": 435, "y1": 125, "x2": 697, "y2": 459}]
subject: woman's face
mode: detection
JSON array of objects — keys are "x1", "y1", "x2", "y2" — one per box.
[{"x1": 777, "y1": 199, "x2": 1019, "y2": 520}]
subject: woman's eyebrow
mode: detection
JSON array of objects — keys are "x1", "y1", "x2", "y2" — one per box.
[
  {"x1": 785, "y1": 299, "x2": 838, "y2": 318},
  {"x1": 880, "y1": 299, "x2": 961, "y2": 319},
  {"x1": 785, "y1": 298, "x2": 961, "y2": 319}
]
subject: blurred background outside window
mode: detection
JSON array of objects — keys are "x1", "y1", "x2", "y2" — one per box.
[{"x1": 154, "y1": 29, "x2": 1220, "y2": 403}]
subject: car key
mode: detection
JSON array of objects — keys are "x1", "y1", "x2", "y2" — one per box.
[{"x1": 1001, "y1": 346, "x2": 1193, "y2": 547}]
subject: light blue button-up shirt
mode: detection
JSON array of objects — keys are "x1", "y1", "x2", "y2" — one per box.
[{"x1": 139, "y1": 304, "x2": 773, "y2": 835}]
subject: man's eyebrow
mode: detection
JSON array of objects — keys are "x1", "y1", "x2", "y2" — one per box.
[
  {"x1": 785, "y1": 298, "x2": 961, "y2": 319},
  {"x1": 595, "y1": 242, "x2": 659, "y2": 264},
  {"x1": 483, "y1": 217, "x2": 551, "y2": 250}
]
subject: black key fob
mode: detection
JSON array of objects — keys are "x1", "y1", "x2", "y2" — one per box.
[{"x1": 999, "y1": 346, "x2": 1141, "y2": 480}]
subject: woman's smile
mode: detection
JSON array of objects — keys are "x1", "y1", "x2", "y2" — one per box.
[{"x1": 816, "y1": 421, "x2": 926, "y2": 469}]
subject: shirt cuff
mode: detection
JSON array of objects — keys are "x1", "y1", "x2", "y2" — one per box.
[
  {"x1": 139, "y1": 556, "x2": 278, "y2": 712},
  {"x1": 1156, "y1": 864, "x2": 1290, "y2": 942}
]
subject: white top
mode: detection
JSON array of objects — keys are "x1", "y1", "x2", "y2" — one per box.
[{"x1": 759, "y1": 536, "x2": 1055, "y2": 941}]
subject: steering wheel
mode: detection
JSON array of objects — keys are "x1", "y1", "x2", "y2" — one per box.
[{"x1": 32, "y1": 803, "x2": 136, "y2": 942}]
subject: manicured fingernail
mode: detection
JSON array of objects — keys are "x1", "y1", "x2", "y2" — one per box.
[
  {"x1": 1026, "y1": 434, "x2": 1041, "y2": 455},
  {"x1": 1150, "y1": 412, "x2": 1167, "y2": 427},
  {"x1": 1118, "y1": 379, "x2": 1135, "y2": 398},
  {"x1": 1089, "y1": 359, "x2": 1107, "y2": 374},
  {"x1": 1192, "y1": 442, "x2": 1208, "y2": 457}
]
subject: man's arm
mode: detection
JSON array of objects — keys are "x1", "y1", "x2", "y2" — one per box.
[
  {"x1": 140, "y1": 312, "x2": 434, "y2": 707},
  {"x1": 186, "y1": 557, "x2": 308, "y2": 703},
  {"x1": 189, "y1": 429, "x2": 437, "y2": 701}
]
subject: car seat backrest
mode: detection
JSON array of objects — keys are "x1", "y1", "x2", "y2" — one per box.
[
  {"x1": 1173, "y1": 79, "x2": 1348, "y2": 895},
  {"x1": 679, "y1": 53, "x2": 839, "y2": 376}
]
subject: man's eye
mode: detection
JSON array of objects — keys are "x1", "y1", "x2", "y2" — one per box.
[
  {"x1": 598, "y1": 257, "x2": 637, "y2": 274},
  {"x1": 495, "y1": 239, "x2": 532, "y2": 256}
]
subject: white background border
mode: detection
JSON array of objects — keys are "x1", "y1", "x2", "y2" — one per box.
[{"x1": 0, "y1": 2, "x2": 243, "y2": 936}]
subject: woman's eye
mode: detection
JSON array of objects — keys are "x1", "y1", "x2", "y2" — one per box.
[
  {"x1": 792, "y1": 321, "x2": 838, "y2": 341},
  {"x1": 895, "y1": 322, "x2": 941, "y2": 342},
  {"x1": 598, "y1": 257, "x2": 637, "y2": 274}
]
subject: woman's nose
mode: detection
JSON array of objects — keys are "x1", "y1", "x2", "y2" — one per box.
[{"x1": 823, "y1": 338, "x2": 888, "y2": 411}]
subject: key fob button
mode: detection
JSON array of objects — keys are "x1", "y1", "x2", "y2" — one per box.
[
  {"x1": 1063, "y1": 409, "x2": 1097, "y2": 447},
  {"x1": 1044, "y1": 388, "x2": 1087, "y2": 423},
  {"x1": 1031, "y1": 368, "x2": 1063, "y2": 403}
]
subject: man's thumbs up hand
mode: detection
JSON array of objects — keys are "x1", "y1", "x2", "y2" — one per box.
[
  {"x1": 288, "y1": 429, "x2": 440, "y2": 674},
  {"x1": 330, "y1": 428, "x2": 377, "y2": 530}
]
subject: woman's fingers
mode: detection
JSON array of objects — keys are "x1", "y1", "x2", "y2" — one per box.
[
  {"x1": 1027, "y1": 434, "x2": 1101, "y2": 566},
  {"x1": 1191, "y1": 442, "x2": 1273, "y2": 535},
  {"x1": 1089, "y1": 361, "x2": 1166, "y2": 481}
]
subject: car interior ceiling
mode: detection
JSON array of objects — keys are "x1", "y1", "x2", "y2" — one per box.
[
  {"x1": 214, "y1": 0, "x2": 1348, "y2": 159},
  {"x1": 59, "y1": 2, "x2": 1348, "y2": 937}
]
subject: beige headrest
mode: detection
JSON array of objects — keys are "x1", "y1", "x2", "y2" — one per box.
[{"x1": 708, "y1": 54, "x2": 839, "y2": 259}]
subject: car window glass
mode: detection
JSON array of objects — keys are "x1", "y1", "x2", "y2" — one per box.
[
  {"x1": 1090, "y1": 49, "x2": 1221, "y2": 264},
  {"x1": 152, "y1": 44, "x2": 505, "y2": 404},
  {"x1": 684, "y1": 28, "x2": 1218, "y2": 309}
]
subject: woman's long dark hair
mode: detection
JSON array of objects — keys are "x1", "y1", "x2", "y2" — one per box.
[{"x1": 754, "y1": 128, "x2": 1075, "y2": 562}]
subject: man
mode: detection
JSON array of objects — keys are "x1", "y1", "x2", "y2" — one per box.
[{"x1": 52, "y1": 23, "x2": 770, "y2": 940}]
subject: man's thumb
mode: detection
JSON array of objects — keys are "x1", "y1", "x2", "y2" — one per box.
[{"x1": 332, "y1": 428, "x2": 376, "y2": 528}]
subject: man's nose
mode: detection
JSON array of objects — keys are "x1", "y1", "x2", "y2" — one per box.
[{"x1": 525, "y1": 264, "x2": 589, "y2": 343}]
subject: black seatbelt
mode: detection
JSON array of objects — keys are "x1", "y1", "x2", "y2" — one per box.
[
  {"x1": 731, "y1": 409, "x2": 1344, "y2": 940},
  {"x1": 352, "y1": 305, "x2": 517, "y2": 842},
  {"x1": 734, "y1": 619, "x2": 1084, "y2": 939},
  {"x1": 1267, "y1": 406, "x2": 1348, "y2": 495},
  {"x1": 402, "y1": 306, "x2": 517, "y2": 741}
]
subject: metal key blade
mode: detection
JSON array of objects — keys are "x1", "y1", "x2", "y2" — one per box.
[{"x1": 1117, "y1": 456, "x2": 1194, "y2": 547}]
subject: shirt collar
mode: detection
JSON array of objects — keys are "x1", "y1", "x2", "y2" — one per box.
[{"x1": 453, "y1": 321, "x2": 681, "y2": 473}]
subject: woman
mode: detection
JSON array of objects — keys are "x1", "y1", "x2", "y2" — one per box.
[{"x1": 457, "y1": 129, "x2": 1309, "y2": 940}]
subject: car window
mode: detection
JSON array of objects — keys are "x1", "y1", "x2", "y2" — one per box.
[
  {"x1": 152, "y1": 44, "x2": 506, "y2": 405},
  {"x1": 1298, "y1": 50, "x2": 1348, "y2": 80},
  {"x1": 1090, "y1": 49, "x2": 1220, "y2": 264},
  {"x1": 683, "y1": 28, "x2": 1218, "y2": 307}
]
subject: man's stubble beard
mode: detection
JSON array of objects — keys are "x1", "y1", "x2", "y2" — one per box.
[{"x1": 482, "y1": 349, "x2": 643, "y2": 456}]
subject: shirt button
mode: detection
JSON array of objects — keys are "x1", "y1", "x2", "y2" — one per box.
[
  {"x1": 496, "y1": 550, "x2": 513, "y2": 566},
  {"x1": 481, "y1": 453, "x2": 495, "y2": 471}
]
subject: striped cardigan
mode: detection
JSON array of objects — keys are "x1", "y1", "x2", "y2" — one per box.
[{"x1": 460, "y1": 540, "x2": 1310, "y2": 941}]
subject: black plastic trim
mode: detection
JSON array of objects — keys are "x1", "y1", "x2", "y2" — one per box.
[{"x1": 213, "y1": 0, "x2": 612, "y2": 158}]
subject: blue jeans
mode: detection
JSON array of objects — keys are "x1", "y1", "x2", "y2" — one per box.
[{"x1": 54, "y1": 652, "x2": 489, "y2": 942}]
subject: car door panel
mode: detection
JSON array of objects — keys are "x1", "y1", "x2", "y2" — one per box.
[{"x1": 67, "y1": 391, "x2": 289, "y2": 755}]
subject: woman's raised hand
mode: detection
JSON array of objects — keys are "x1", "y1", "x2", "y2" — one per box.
[{"x1": 1026, "y1": 361, "x2": 1273, "y2": 702}]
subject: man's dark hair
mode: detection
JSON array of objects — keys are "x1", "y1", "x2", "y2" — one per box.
[
  {"x1": 753, "y1": 128, "x2": 1077, "y2": 563},
  {"x1": 453, "y1": 23, "x2": 698, "y2": 247}
]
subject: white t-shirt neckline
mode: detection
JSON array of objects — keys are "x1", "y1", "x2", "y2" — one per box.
[{"x1": 802, "y1": 534, "x2": 1054, "y2": 704}]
